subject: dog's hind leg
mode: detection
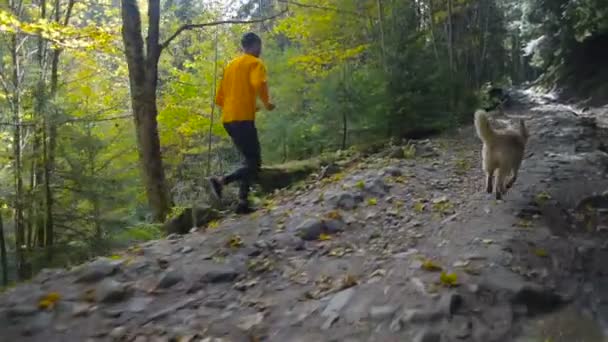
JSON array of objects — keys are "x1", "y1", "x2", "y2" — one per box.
[
  {"x1": 485, "y1": 169, "x2": 494, "y2": 194},
  {"x1": 495, "y1": 168, "x2": 508, "y2": 200},
  {"x1": 506, "y1": 168, "x2": 518, "y2": 190}
]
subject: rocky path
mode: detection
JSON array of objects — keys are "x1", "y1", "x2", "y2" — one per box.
[{"x1": 2, "y1": 90, "x2": 608, "y2": 342}]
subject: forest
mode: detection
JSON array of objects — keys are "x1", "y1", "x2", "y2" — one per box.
[{"x1": 1, "y1": 0, "x2": 607, "y2": 285}]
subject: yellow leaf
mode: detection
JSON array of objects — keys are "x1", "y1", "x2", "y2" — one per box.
[
  {"x1": 325, "y1": 210, "x2": 342, "y2": 220},
  {"x1": 534, "y1": 248, "x2": 548, "y2": 257},
  {"x1": 421, "y1": 259, "x2": 442, "y2": 271},
  {"x1": 207, "y1": 220, "x2": 220, "y2": 230},
  {"x1": 356, "y1": 180, "x2": 365, "y2": 189},
  {"x1": 440, "y1": 272, "x2": 459, "y2": 287},
  {"x1": 368, "y1": 198, "x2": 378, "y2": 206},
  {"x1": 226, "y1": 235, "x2": 243, "y2": 249},
  {"x1": 109, "y1": 255, "x2": 122, "y2": 260},
  {"x1": 38, "y1": 292, "x2": 61, "y2": 310},
  {"x1": 319, "y1": 233, "x2": 332, "y2": 241},
  {"x1": 535, "y1": 192, "x2": 551, "y2": 205},
  {"x1": 414, "y1": 201, "x2": 426, "y2": 213}
]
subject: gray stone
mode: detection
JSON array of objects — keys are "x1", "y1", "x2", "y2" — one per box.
[
  {"x1": 327, "y1": 191, "x2": 359, "y2": 210},
  {"x1": 270, "y1": 233, "x2": 305, "y2": 250},
  {"x1": 21, "y1": 312, "x2": 53, "y2": 336},
  {"x1": 75, "y1": 258, "x2": 121, "y2": 283},
  {"x1": 110, "y1": 326, "x2": 127, "y2": 340},
  {"x1": 369, "y1": 305, "x2": 398, "y2": 320},
  {"x1": 158, "y1": 268, "x2": 184, "y2": 289},
  {"x1": 96, "y1": 279, "x2": 129, "y2": 303},
  {"x1": 293, "y1": 218, "x2": 343, "y2": 241},
  {"x1": 236, "y1": 312, "x2": 264, "y2": 331},
  {"x1": 414, "y1": 329, "x2": 441, "y2": 342},
  {"x1": 127, "y1": 297, "x2": 154, "y2": 313},
  {"x1": 321, "y1": 312, "x2": 339, "y2": 330},
  {"x1": 321, "y1": 288, "x2": 356, "y2": 317},
  {"x1": 200, "y1": 266, "x2": 239, "y2": 283},
  {"x1": 8, "y1": 305, "x2": 38, "y2": 317},
  {"x1": 364, "y1": 178, "x2": 390, "y2": 196},
  {"x1": 382, "y1": 167, "x2": 403, "y2": 177},
  {"x1": 437, "y1": 292, "x2": 463, "y2": 316}
]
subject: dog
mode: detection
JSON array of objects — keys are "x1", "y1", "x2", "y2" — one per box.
[{"x1": 474, "y1": 109, "x2": 529, "y2": 200}]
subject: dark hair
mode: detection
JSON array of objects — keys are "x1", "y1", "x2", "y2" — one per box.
[{"x1": 241, "y1": 32, "x2": 262, "y2": 49}]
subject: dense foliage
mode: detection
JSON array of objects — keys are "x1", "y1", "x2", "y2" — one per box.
[{"x1": 0, "y1": 0, "x2": 605, "y2": 284}]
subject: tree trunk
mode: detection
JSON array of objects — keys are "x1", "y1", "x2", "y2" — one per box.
[
  {"x1": 0, "y1": 210, "x2": 7, "y2": 286},
  {"x1": 10, "y1": 34, "x2": 28, "y2": 280},
  {"x1": 121, "y1": 0, "x2": 171, "y2": 222}
]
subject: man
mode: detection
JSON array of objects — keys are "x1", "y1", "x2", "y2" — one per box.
[{"x1": 208, "y1": 32, "x2": 275, "y2": 214}]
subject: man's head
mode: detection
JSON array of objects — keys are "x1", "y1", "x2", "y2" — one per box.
[{"x1": 241, "y1": 32, "x2": 262, "y2": 57}]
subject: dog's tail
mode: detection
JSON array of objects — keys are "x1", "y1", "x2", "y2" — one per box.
[{"x1": 474, "y1": 109, "x2": 495, "y2": 144}]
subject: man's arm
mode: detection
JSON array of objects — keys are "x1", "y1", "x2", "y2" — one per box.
[{"x1": 251, "y1": 61, "x2": 274, "y2": 110}]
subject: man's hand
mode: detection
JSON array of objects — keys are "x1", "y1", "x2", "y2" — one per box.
[{"x1": 265, "y1": 103, "x2": 276, "y2": 111}]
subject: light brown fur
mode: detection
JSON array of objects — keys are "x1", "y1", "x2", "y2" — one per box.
[{"x1": 474, "y1": 109, "x2": 529, "y2": 200}]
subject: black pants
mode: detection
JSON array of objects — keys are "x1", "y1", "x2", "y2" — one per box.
[{"x1": 223, "y1": 121, "x2": 261, "y2": 201}]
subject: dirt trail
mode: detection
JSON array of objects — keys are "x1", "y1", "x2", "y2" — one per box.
[{"x1": 2, "y1": 89, "x2": 608, "y2": 342}]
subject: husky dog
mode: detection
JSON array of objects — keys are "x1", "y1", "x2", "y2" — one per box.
[{"x1": 474, "y1": 109, "x2": 529, "y2": 200}]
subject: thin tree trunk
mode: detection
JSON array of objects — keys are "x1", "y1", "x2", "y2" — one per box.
[
  {"x1": 121, "y1": 0, "x2": 171, "y2": 222},
  {"x1": 0, "y1": 210, "x2": 7, "y2": 286},
  {"x1": 10, "y1": 34, "x2": 27, "y2": 280}
]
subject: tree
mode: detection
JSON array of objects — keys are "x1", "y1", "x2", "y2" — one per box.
[{"x1": 120, "y1": 0, "x2": 286, "y2": 221}]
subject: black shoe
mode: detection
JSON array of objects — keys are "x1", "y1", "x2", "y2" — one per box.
[
  {"x1": 208, "y1": 177, "x2": 223, "y2": 201},
  {"x1": 235, "y1": 201, "x2": 255, "y2": 215}
]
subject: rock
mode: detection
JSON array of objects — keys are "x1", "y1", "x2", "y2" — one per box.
[
  {"x1": 127, "y1": 297, "x2": 154, "y2": 313},
  {"x1": 327, "y1": 191, "x2": 360, "y2": 210},
  {"x1": 321, "y1": 313, "x2": 339, "y2": 330},
  {"x1": 21, "y1": 312, "x2": 53, "y2": 336},
  {"x1": 8, "y1": 305, "x2": 38, "y2": 317},
  {"x1": 181, "y1": 246, "x2": 194, "y2": 254},
  {"x1": 110, "y1": 326, "x2": 127, "y2": 340},
  {"x1": 72, "y1": 303, "x2": 92, "y2": 317},
  {"x1": 449, "y1": 316, "x2": 472, "y2": 339},
  {"x1": 437, "y1": 292, "x2": 463, "y2": 316},
  {"x1": 388, "y1": 147, "x2": 405, "y2": 159},
  {"x1": 382, "y1": 167, "x2": 403, "y2": 177},
  {"x1": 200, "y1": 265, "x2": 239, "y2": 283},
  {"x1": 75, "y1": 258, "x2": 121, "y2": 283},
  {"x1": 163, "y1": 206, "x2": 221, "y2": 235},
  {"x1": 293, "y1": 218, "x2": 343, "y2": 241},
  {"x1": 96, "y1": 279, "x2": 129, "y2": 303},
  {"x1": 364, "y1": 178, "x2": 390, "y2": 196},
  {"x1": 237, "y1": 312, "x2": 264, "y2": 331},
  {"x1": 158, "y1": 268, "x2": 184, "y2": 289},
  {"x1": 511, "y1": 285, "x2": 564, "y2": 315},
  {"x1": 321, "y1": 288, "x2": 356, "y2": 317},
  {"x1": 413, "y1": 329, "x2": 441, "y2": 342},
  {"x1": 270, "y1": 233, "x2": 305, "y2": 250},
  {"x1": 369, "y1": 305, "x2": 398, "y2": 320}
]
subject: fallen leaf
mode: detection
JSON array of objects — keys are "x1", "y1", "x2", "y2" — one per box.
[
  {"x1": 226, "y1": 234, "x2": 244, "y2": 249},
  {"x1": 368, "y1": 198, "x2": 378, "y2": 206},
  {"x1": 340, "y1": 274, "x2": 358, "y2": 289},
  {"x1": 421, "y1": 259, "x2": 442, "y2": 271},
  {"x1": 207, "y1": 220, "x2": 220, "y2": 230},
  {"x1": 319, "y1": 233, "x2": 332, "y2": 241},
  {"x1": 109, "y1": 255, "x2": 122, "y2": 260},
  {"x1": 534, "y1": 248, "x2": 549, "y2": 257},
  {"x1": 356, "y1": 180, "x2": 365, "y2": 189},
  {"x1": 325, "y1": 210, "x2": 342, "y2": 220},
  {"x1": 439, "y1": 272, "x2": 459, "y2": 287},
  {"x1": 481, "y1": 239, "x2": 494, "y2": 245},
  {"x1": 535, "y1": 192, "x2": 551, "y2": 205},
  {"x1": 414, "y1": 201, "x2": 426, "y2": 213},
  {"x1": 515, "y1": 219, "x2": 533, "y2": 228},
  {"x1": 38, "y1": 292, "x2": 61, "y2": 310}
]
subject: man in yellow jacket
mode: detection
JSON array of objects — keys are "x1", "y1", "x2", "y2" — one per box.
[{"x1": 209, "y1": 32, "x2": 275, "y2": 214}]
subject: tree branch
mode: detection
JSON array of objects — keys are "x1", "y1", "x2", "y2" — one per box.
[
  {"x1": 277, "y1": 0, "x2": 362, "y2": 16},
  {"x1": 160, "y1": 9, "x2": 288, "y2": 50}
]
